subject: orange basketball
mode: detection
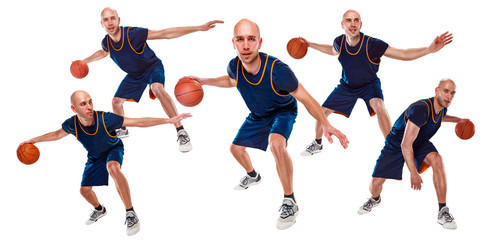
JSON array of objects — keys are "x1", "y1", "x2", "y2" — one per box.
[
  {"x1": 70, "y1": 60, "x2": 89, "y2": 79},
  {"x1": 17, "y1": 143, "x2": 40, "y2": 165},
  {"x1": 455, "y1": 119, "x2": 475, "y2": 140},
  {"x1": 174, "y1": 78, "x2": 204, "y2": 107},
  {"x1": 287, "y1": 38, "x2": 308, "y2": 59}
]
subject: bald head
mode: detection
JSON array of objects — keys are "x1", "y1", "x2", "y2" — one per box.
[
  {"x1": 101, "y1": 7, "x2": 118, "y2": 18},
  {"x1": 234, "y1": 19, "x2": 260, "y2": 39},
  {"x1": 343, "y1": 9, "x2": 361, "y2": 21},
  {"x1": 438, "y1": 78, "x2": 456, "y2": 89},
  {"x1": 70, "y1": 90, "x2": 91, "y2": 105}
]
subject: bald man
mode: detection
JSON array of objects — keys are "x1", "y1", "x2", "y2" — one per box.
[
  {"x1": 20, "y1": 90, "x2": 191, "y2": 236},
  {"x1": 357, "y1": 79, "x2": 463, "y2": 229},
  {"x1": 185, "y1": 19, "x2": 349, "y2": 230},
  {"x1": 300, "y1": 10, "x2": 453, "y2": 156},
  {"x1": 81, "y1": 7, "x2": 222, "y2": 152}
]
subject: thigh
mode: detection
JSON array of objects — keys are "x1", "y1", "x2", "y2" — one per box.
[
  {"x1": 413, "y1": 141, "x2": 438, "y2": 174},
  {"x1": 361, "y1": 81, "x2": 384, "y2": 116},
  {"x1": 115, "y1": 75, "x2": 148, "y2": 103},
  {"x1": 372, "y1": 144, "x2": 405, "y2": 180},
  {"x1": 232, "y1": 115, "x2": 270, "y2": 151},
  {"x1": 269, "y1": 111, "x2": 297, "y2": 141}
]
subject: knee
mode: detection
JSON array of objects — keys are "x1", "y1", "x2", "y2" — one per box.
[
  {"x1": 106, "y1": 161, "x2": 121, "y2": 176},
  {"x1": 371, "y1": 178, "x2": 385, "y2": 188},
  {"x1": 80, "y1": 186, "x2": 92, "y2": 196},
  {"x1": 268, "y1": 135, "x2": 286, "y2": 155},
  {"x1": 150, "y1": 83, "x2": 166, "y2": 96},
  {"x1": 427, "y1": 153, "x2": 444, "y2": 171},
  {"x1": 230, "y1": 144, "x2": 245, "y2": 156},
  {"x1": 112, "y1": 97, "x2": 124, "y2": 107},
  {"x1": 370, "y1": 99, "x2": 387, "y2": 115}
]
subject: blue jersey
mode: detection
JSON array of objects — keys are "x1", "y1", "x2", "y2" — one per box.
[
  {"x1": 62, "y1": 111, "x2": 124, "y2": 162},
  {"x1": 102, "y1": 26, "x2": 162, "y2": 76},
  {"x1": 334, "y1": 33, "x2": 389, "y2": 89},
  {"x1": 386, "y1": 97, "x2": 447, "y2": 148},
  {"x1": 227, "y1": 53, "x2": 298, "y2": 118}
]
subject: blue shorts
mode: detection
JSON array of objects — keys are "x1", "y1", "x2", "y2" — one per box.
[
  {"x1": 114, "y1": 62, "x2": 165, "y2": 102},
  {"x1": 372, "y1": 139, "x2": 437, "y2": 180},
  {"x1": 233, "y1": 110, "x2": 297, "y2": 151},
  {"x1": 322, "y1": 80, "x2": 383, "y2": 117},
  {"x1": 81, "y1": 145, "x2": 124, "y2": 187}
]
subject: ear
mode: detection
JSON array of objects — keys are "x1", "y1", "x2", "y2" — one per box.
[
  {"x1": 71, "y1": 105, "x2": 77, "y2": 114},
  {"x1": 232, "y1": 38, "x2": 236, "y2": 49},
  {"x1": 434, "y1": 87, "x2": 439, "y2": 96},
  {"x1": 258, "y1": 38, "x2": 263, "y2": 50}
]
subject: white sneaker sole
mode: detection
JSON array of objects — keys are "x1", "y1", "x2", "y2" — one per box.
[
  {"x1": 127, "y1": 221, "x2": 141, "y2": 236},
  {"x1": 438, "y1": 220, "x2": 457, "y2": 230},
  {"x1": 179, "y1": 143, "x2": 192, "y2": 153},
  {"x1": 300, "y1": 149, "x2": 322, "y2": 156},
  {"x1": 276, "y1": 211, "x2": 299, "y2": 230},
  {"x1": 85, "y1": 211, "x2": 107, "y2": 225},
  {"x1": 234, "y1": 179, "x2": 261, "y2": 190},
  {"x1": 357, "y1": 200, "x2": 380, "y2": 215}
]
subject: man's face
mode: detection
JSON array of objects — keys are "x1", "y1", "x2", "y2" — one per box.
[
  {"x1": 341, "y1": 10, "x2": 362, "y2": 38},
  {"x1": 71, "y1": 92, "x2": 94, "y2": 120},
  {"x1": 232, "y1": 21, "x2": 262, "y2": 65},
  {"x1": 101, "y1": 9, "x2": 120, "y2": 35},
  {"x1": 435, "y1": 80, "x2": 456, "y2": 108}
]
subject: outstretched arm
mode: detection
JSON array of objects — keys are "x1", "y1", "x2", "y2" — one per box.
[
  {"x1": 301, "y1": 37, "x2": 338, "y2": 56},
  {"x1": 384, "y1": 31, "x2": 453, "y2": 61},
  {"x1": 20, "y1": 128, "x2": 69, "y2": 147},
  {"x1": 123, "y1": 113, "x2": 192, "y2": 128},
  {"x1": 147, "y1": 20, "x2": 224, "y2": 40},
  {"x1": 82, "y1": 49, "x2": 109, "y2": 64},
  {"x1": 401, "y1": 121, "x2": 423, "y2": 190},
  {"x1": 183, "y1": 75, "x2": 236, "y2": 88},
  {"x1": 291, "y1": 83, "x2": 349, "y2": 148}
]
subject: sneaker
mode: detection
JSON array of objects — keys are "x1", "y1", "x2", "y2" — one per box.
[
  {"x1": 85, "y1": 206, "x2": 107, "y2": 225},
  {"x1": 125, "y1": 210, "x2": 141, "y2": 236},
  {"x1": 177, "y1": 129, "x2": 192, "y2": 152},
  {"x1": 116, "y1": 127, "x2": 129, "y2": 138},
  {"x1": 276, "y1": 198, "x2": 299, "y2": 230},
  {"x1": 437, "y1": 206, "x2": 457, "y2": 229},
  {"x1": 357, "y1": 196, "x2": 381, "y2": 215},
  {"x1": 234, "y1": 172, "x2": 262, "y2": 190},
  {"x1": 300, "y1": 140, "x2": 323, "y2": 156}
]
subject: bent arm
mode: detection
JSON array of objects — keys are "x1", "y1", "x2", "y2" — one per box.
[
  {"x1": 20, "y1": 128, "x2": 69, "y2": 146},
  {"x1": 401, "y1": 121, "x2": 423, "y2": 190},
  {"x1": 82, "y1": 49, "x2": 109, "y2": 64},
  {"x1": 147, "y1": 20, "x2": 223, "y2": 40},
  {"x1": 184, "y1": 75, "x2": 236, "y2": 88},
  {"x1": 123, "y1": 113, "x2": 191, "y2": 127},
  {"x1": 443, "y1": 114, "x2": 462, "y2": 123},
  {"x1": 291, "y1": 83, "x2": 348, "y2": 148}
]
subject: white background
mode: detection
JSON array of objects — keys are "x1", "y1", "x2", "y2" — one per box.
[{"x1": 1, "y1": 0, "x2": 484, "y2": 239}]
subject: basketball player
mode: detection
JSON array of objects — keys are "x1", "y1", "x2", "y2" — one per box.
[
  {"x1": 19, "y1": 90, "x2": 191, "y2": 236},
  {"x1": 81, "y1": 7, "x2": 222, "y2": 152},
  {"x1": 357, "y1": 79, "x2": 462, "y2": 229},
  {"x1": 300, "y1": 9, "x2": 453, "y2": 156},
  {"x1": 184, "y1": 19, "x2": 349, "y2": 230}
]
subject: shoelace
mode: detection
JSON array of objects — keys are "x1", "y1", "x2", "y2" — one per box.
[
  {"x1": 363, "y1": 198, "x2": 376, "y2": 210},
  {"x1": 240, "y1": 175, "x2": 250, "y2": 185},
  {"x1": 279, "y1": 203, "x2": 296, "y2": 218},
  {"x1": 177, "y1": 132, "x2": 190, "y2": 144},
  {"x1": 125, "y1": 214, "x2": 138, "y2": 227},
  {"x1": 440, "y1": 211, "x2": 454, "y2": 222},
  {"x1": 306, "y1": 142, "x2": 319, "y2": 152},
  {"x1": 89, "y1": 209, "x2": 102, "y2": 220}
]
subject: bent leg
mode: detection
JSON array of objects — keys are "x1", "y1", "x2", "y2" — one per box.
[
  {"x1": 269, "y1": 133, "x2": 293, "y2": 195},
  {"x1": 423, "y1": 152, "x2": 447, "y2": 203},
  {"x1": 112, "y1": 97, "x2": 126, "y2": 116},
  {"x1": 369, "y1": 98, "x2": 392, "y2": 138},
  {"x1": 230, "y1": 144, "x2": 253, "y2": 173},
  {"x1": 314, "y1": 107, "x2": 333, "y2": 139},
  {"x1": 106, "y1": 161, "x2": 133, "y2": 210},
  {"x1": 151, "y1": 82, "x2": 181, "y2": 128},
  {"x1": 80, "y1": 186, "x2": 100, "y2": 208},
  {"x1": 370, "y1": 177, "x2": 386, "y2": 198}
]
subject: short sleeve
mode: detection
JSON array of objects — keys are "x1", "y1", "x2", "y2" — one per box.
[
  {"x1": 405, "y1": 102, "x2": 429, "y2": 127},
  {"x1": 103, "y1": 112, "x2": 124, "y2": 132},
  {"x1": 101, "y1": 37, "x2": 108, "y2": 52},
  {"x1": 61, "y1": 116, "x2": 76, "y2": 135},
  {"x1": 272, "y1": 61, "x2": 299, "y2": 93},
  {"x1": 127, "y1": 27, "x2": 149, "y2": 53},
  {"x1": 227, "y1": 57, "x2": 238, "y2": 80},
  {"x1": 367, "y1": 37, "x2": 389, "y2": 62},
  {"x1": 333, "y1": 35, "x2": 343, "y2": 53}
]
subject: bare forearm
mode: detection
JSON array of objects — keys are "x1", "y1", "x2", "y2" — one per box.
[
  {"x1": 83, "y1": 49, "x2": 108, "y2": 64},
  {"x1": 308, "y1": 42, "x2": 337, "y2": 55},
  {"x1": 148, "y1": 26, "x2": 201, "y2": 40},
  {"x1": 27, "y1": 129, "x2": 68, "y2": 144},
  {"x1": 123, "y1": 117, "x2": 171, "y2": 128},
  {"x1": 401, "y1": 143, "x2": 419, "y2": 174},
  {"x1": 199, "y1": 75, "x2": 235, "y2": 88},
  {"x1": 385, "y1": 46, "x2": 431, "y2": 61},
  {"x1": 443, "y1": 115, "x2": 462, "y2": 123}
]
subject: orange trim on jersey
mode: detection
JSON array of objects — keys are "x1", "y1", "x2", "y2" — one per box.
[
  {"x1": 269, "y1": 59, "x2": 290, "y2": 97},
  {"x1": 102, "y1": 112, "x2": 117, "y2": 138},
  {"x1": 337, "y1": 35, "x2": 344, "y2": 59},
  {"x1": 344, "y1": 34, "x2": 364, "y2": 55},
  {"x1": 366, "y1": 37, "x2": 380, "y2": 65},
  {"x1": 241, "y1": 54, "x2": 269, "y2": 85},
  {"x1": 109, "y1": 27, "x2": 125, "y2": 51},
  {"x1": 127, "y1": 27, "x2": 146, "y2": 54},
  {"x1": 78, "y1": 111, "x2": 99, "y2": 136},
  {"x1": 235, "y1": 60, "x2": 239, "y2": 87},
  {"x1": 73, "y1": 117, "x2": 78, "y2": 139},
  {"x1": 427, "y1": 98, "x2": 443, "y2": 123},
  {"x1": 403, "y1": 101, "x2": 429, "y2": 126}
]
